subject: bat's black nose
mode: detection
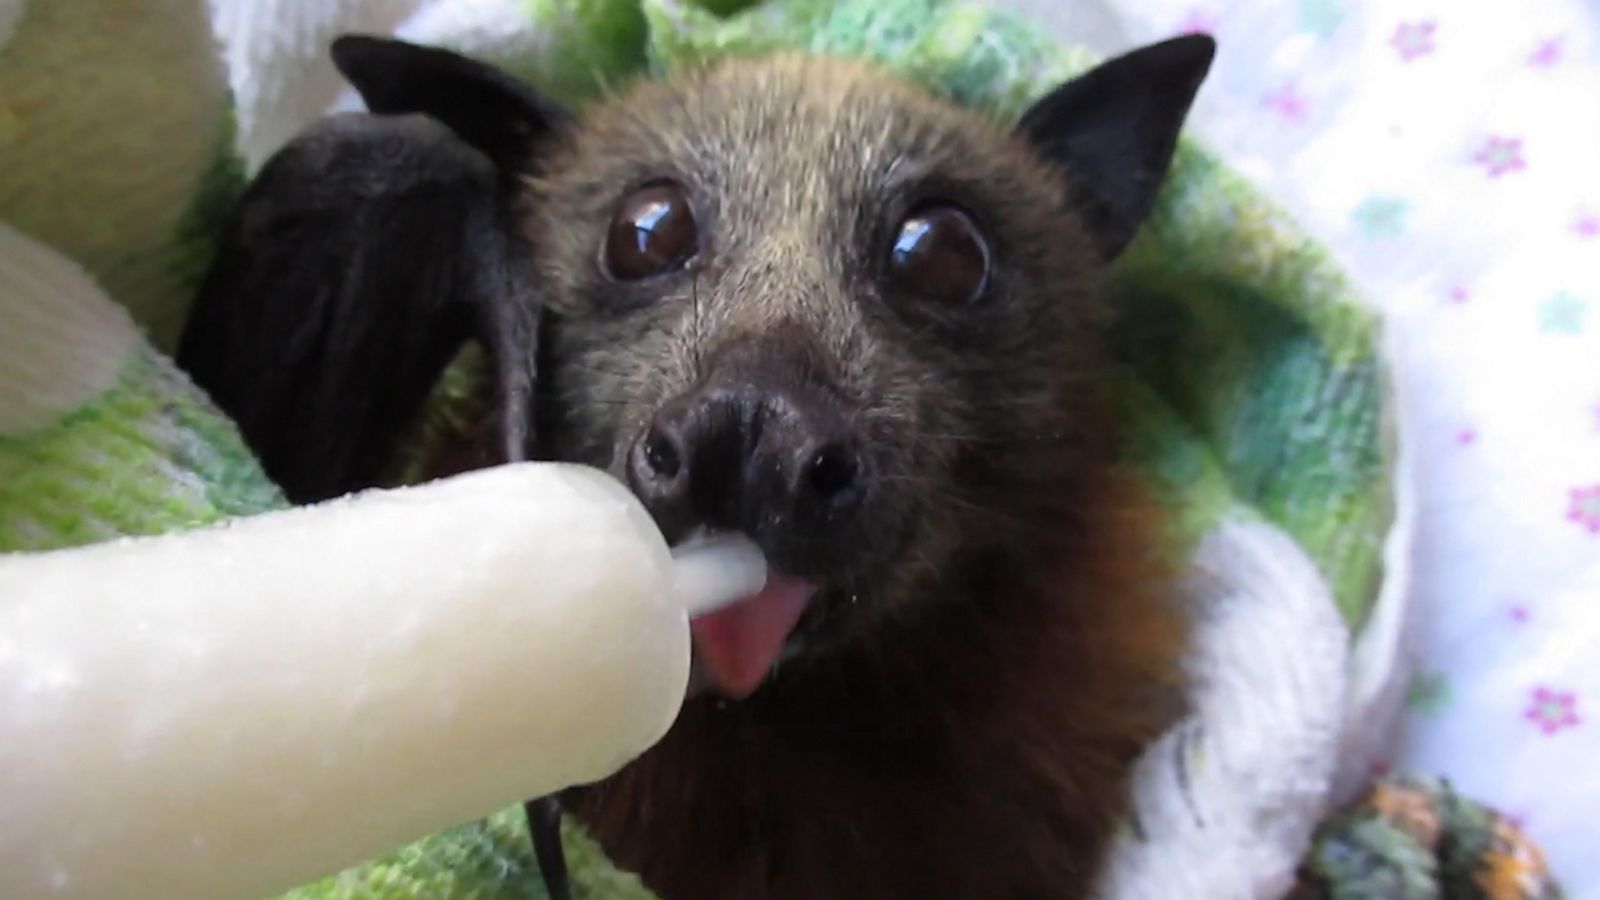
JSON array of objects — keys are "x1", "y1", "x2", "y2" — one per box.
[{"x1": 627, "y1": 378, "x2": 867, "y2": 570}]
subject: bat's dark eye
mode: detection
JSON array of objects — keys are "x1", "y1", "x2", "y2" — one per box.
[
  {"x1": 885, "y1": 204, "x2": 990, "y2": 305},
  {"x1": 604, "y1": 182, "x2": 699, "y2": 281}
]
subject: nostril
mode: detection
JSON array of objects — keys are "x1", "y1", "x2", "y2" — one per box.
[
  {"x1": 805, "y1": 442, "x2": 859, "y2": 502},
  {"x1": 642, "y1": 426, "x2": 682, "y2": 480},
  {"x1": 627, "y1": 415, "x2": 697, "y2": 543}
]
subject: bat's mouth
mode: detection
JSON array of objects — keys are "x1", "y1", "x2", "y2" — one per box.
[
  {"x1": 664, "y1": 486, "x2": 917, "y2": 700},
  {"x1": 612, "y1": 356, "x2": 901, "y2": 699},
  {"x1": 687, "y1": 571, "x2": 816, "y2": 699}
]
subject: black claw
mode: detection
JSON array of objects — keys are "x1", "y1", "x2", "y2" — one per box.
[{"x1": 526, "y1": 795, "x2": 573, "y2": 900}]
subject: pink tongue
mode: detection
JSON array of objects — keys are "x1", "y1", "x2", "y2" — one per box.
[{"x1": 690, "y1": 574, "x2": 816, "y2": 699}]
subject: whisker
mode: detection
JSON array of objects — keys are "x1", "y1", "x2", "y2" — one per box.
[{"x1": 691, "y1": 271, "x2": 704, "y2": 379}]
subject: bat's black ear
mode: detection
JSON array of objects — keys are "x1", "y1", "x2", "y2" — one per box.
[
  {"x1": 1015, "y1": 34, "x2": 1215, "y2": 261},
  {"x1": 331, "y1": 34, "x2": 568, "y2": 171}
]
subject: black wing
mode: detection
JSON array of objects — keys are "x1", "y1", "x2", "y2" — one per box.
[
  {"x1": 176, "y1": 36, "x2": 564, "y2": 504},
  {"x1": 176, "y1": 36, "x2": 580, "y2": 900}
]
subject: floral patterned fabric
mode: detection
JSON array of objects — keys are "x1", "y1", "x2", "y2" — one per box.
[{"x1": 1090, "y1": 1, "x2": 1600, "y2": 894}]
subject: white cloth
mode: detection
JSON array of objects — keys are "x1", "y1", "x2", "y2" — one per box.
[
  {"x1": 1100, "y1": 517, "x2": 1349, "y2": 900},
  {"x1": 208, "y1": 0, "x2": 559, "y2": 174},
  {"x1": 1087, "y1": 1, "x2": 1600, "y2": 893}
]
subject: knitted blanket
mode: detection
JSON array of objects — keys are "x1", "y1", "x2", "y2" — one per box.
[{"x1": 0, "y1": 0, "x2": 1559, "y2": 896}]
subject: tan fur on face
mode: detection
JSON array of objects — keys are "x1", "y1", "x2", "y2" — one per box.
[
  {"x1": 521, "y1": 53, "x2": 1110, "y2": 622},
  {"x1": 513, "y1": 53, "x2": 1184, "y2": 899}
]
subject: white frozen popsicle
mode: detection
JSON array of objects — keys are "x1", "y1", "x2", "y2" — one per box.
[{"x1": 0, "y1": 462, "x2": 766, "y2": 899}]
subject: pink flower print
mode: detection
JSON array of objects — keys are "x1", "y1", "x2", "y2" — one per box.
[
  {"x1": 1177, "y1": 8, "x2": 1218, "y2": 35},
  {"x1": 1447, "y1": 284, "x2": 1471, "y2": 304},
  {"x1": 1568, "y1": 483, "x2": 1600, "y2": 534},
  {"x1": 1262, "y1": 82, "x2": 1308, "y2": 124},
  {"x1": 1510, "y1": 605, "x2": 1529, "y2": 623},
  {"x1": 1456, "y1": 427, "x2": 1477, "y2": 446},
  {"x1": 1525, "y1": 687, "x2": 1579, "y2": 734},
  {"x1": 1474, "y1": 136, "x2": 1527, "y2": 178},
  {"x1": 1529, "y1": 37, "x2": 1564, "y2": 67},
  {"x1": 1391, "y1": 21, "x2": 1436, "y2": 62},
  {"x1": 1574, "y1": 214, "x2": 1599, "y2": 238}
]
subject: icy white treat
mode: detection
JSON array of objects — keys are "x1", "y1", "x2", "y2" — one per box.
[{"x1": 0, "y1": 462, "x2": 765, "y2": 899}]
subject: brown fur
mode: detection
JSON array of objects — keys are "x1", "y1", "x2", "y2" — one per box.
[
  {"x1": 508, "y1": 54, "x2": 1189, "y2": 898},
  {"x1": 574, "y1": 476, "x2": 1182, "y2": 899}
]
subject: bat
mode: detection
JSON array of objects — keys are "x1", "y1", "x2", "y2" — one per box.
[{"x1": 177, "y1": 32, "x2": 1215, "y2": 899}]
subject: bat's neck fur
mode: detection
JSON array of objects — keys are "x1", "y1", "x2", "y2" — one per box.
[{"x1": 571, "y1": 462, "x2": 1185, "y2": 900}]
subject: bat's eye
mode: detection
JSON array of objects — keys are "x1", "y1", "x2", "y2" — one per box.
[
  {"x1": 886, "y1": 204, "x2": 990, "y2": 305},
  {"x1": 605, "y1": 182, "x2": 699, "y2": 281}
]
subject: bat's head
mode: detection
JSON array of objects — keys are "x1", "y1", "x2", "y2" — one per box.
[
  {"x1": 527, "y1": 45, "x2": 1211, "y2": 698},
  {"x1": 335, "y1": 36, "x2": 1214, "y2": 699}
]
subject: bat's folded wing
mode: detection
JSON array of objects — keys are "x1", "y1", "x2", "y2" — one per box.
[{"x1": 176, "y1": 111, "x2": 534, "y2": 504}]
